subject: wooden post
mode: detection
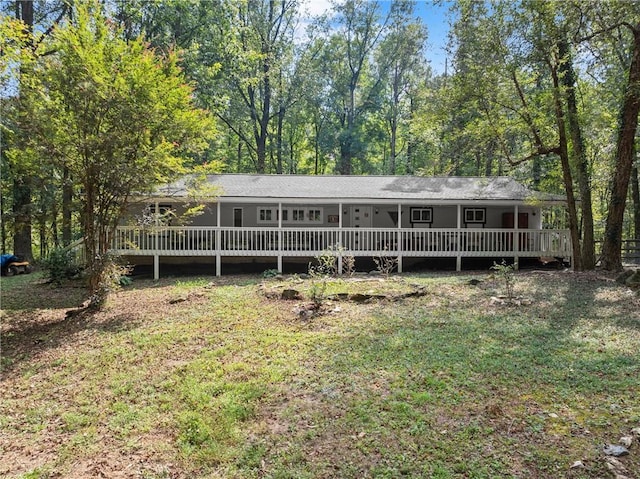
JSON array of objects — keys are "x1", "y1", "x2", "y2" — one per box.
[
  {"x1": 216, "y1": 202, "x2": 221, "y2": 276},
  {"x1": 456, "y1": 205, "x2": 462, "y2": 271},
  {"x1": 514, "y1": 205, "x2": 519, "y2": 270},
  {"x1": 153, "y1": 254, "x2": 159, "y2": 281},
  {"x1": 397, "y1": 203, "x2": 403, "y2": 273},
  {"x1": 278, "y1": 202, "x2": 283, "y2": 274}
]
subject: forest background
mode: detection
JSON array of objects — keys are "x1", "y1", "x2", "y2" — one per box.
[{"x1": 1, "y1": 0, "x2": 640, "y2": 274}]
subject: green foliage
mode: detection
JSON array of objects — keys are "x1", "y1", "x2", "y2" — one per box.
[
  {"x1": 43, "y1": 247, "x2": 82, "y2": 283},
  {"x1": 491, "y1": 260, "x2": 516, "y2": 299},
  {"x1": 374, "y1": 253, "x2": 398, "y2": 277},
  {"x1": 12, "y1": 0, "x2": 214, "y2": 304},
  {"x1": 262, "y1": 268, "x2": 280, "y2": 278},
  {"x1": 87, "y1": 253, "x2": 132, "y2": 309}
]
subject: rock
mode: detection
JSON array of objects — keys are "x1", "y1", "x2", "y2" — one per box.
[
  {"x1": 619, "y1": 436, "x2": 633, "y2": 447},
  {"x1": 350, "y1": 293, "x2": 372, "y2": 303},
  {"x1": 631, "y1": 426, "x2": 640, "y2": 437},
  {"x1": 281, "y1": 289, "x2": 302, "y2": 300},
  {"x1": 569, "y1": 460, "x2": 584, "y2": 469},
  {"x1": 603, "y1": 444, "x2": 629, "y2": 456},
  {"x1": 616, "y1": 270, "x2": 634, "y2": 284},
  {"x1": 604, "y1": 456, "x2": 631, "y2": 479},
  {"x1": 468, "y1": 278, "x2": 482, "y2": 285},
  {"x1": 169, "y1": 296, "x2": 187, "y2": 304},
  {"x1": 625, "y1": 270, "x2": 640, "y2": 288}
]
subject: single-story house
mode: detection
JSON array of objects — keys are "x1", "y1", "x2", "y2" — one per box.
[{"x1": 115, "y1": 174, "x2": 571, "y2": 278}]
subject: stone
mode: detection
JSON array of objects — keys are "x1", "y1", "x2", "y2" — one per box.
[
  {"x1": 569, "y1": 460, "x2": 584, "y2": 469},
  {"x1": 281, "y1": 289, "x2": 302, "y2": 300},
  {"x1": 603, "y1": 444, "x2": 629, "y2": 457},
  {"x1": 619, "y1": 436, "x2": 633, "y2": 447}
]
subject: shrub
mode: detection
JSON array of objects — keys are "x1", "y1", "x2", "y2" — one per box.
[
  {"x1": 491, "y1": 260, "x2": 516, "y2": 299},
  {"x1": 43, "y1": 248, "x2": 82, "y2": 283}
]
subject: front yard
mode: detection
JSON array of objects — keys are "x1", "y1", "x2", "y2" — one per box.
[{"x1": 1, "y1": 270, "x2": 639, "y2": 478}]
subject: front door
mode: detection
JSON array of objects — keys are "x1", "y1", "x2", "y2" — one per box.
[
  {"x1": 350, "y1": 206, "x2": 373, "y2": 228},
  {"x1": 350, "y1": 206, "x2": 372, "y2": 250},
  {"x1": 233, "y1": 208, "x2": 243, "y2": 227}
]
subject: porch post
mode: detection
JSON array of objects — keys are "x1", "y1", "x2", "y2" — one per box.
[
  {"x1": 154, "y1": 200, "x2": 161, "y2": 279},
  {"x1": 514, "y1": 204, "x2": 519, "y2": 270},
  {"x1": 153, "y1": 254, "x2": 159, "y2": 281},
  {"x1": 216, "y1": 202, "x2": 221, "y2": 276},
  {"x1": 338, "y1": 203, "x2": 343, "y2": 274},
  {"x1": 397, "y1": 203, "x2": 403, "y2": 273},
  {"x1": 277, "y1": 202, "x2": 283, "y2": 273},
  {"x1": 456, "y1": 204, "x2": 462, "y2": 271}
]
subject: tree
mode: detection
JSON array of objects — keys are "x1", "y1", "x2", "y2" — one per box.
[
  {"x1": 15, "y1": 0, "x2": 213, "y2": 306},
  {"x1": 376, "y1": 1, "x2": 428, "y2": 174},
  {"x1": 320, "y1": 0, "x2": 389, "y2": 175}
]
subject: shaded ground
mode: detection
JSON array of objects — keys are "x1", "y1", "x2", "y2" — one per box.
[{"x1": 1, "y1": 270, "x2": 639, "y2": 478}]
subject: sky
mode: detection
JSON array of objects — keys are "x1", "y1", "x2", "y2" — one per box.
[{"x1": 299, "y1": 0, "x2": 453, "y2": 74}]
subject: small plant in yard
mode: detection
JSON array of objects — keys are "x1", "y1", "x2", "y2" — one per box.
[
  {"x1": 312, "y1": 246, "x2": 341, "y2": 276},
  {"x1": 491, "y1": 260, "x2": 515, "y2": 299},
  {"x1": 374, "y1": 250, "x2": 398, "y2": 276},
  {"x1": 262, "y1": 268, "x2": 280, "y2": 278},
  {"x1": 307, "y1": 261, "x2": 329, "y2": 307},
  {"x1": 342, "y1": 253, "x2": 356, "y2": 276}
]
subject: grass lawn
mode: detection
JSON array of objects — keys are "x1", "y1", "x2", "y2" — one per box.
[{"x1": 1, "y1": 270, "x2": 639, "y2": 478}]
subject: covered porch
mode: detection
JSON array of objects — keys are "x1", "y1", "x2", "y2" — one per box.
[{"x1": 113, "y1": 223, "x2": 571, "y2": 279}]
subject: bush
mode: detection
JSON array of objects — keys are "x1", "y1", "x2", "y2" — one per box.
[
  {"x1": 88, "y1": 253, "x2": 132, "y2": 309},
  {"x1": 43, "y1": 248, "x2": 82, "y2": 283},
  {"x1": 491, "y1": 260, "x2": 515, "y2": 299}
]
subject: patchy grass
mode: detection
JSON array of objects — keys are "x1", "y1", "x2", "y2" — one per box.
[{"x1": 1, "y1": 271, "x2": 639, "y2": 478}]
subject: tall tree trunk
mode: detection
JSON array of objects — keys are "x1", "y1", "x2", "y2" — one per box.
[
  {"x1": 0, "y1": 190, "x2": 6, "y2": 253},
  {"x1": 601, "y1": 24, "x2": 640, "y2": 270},
  {"x1": 559, "y1": 38, "x2": 596, "y2": 270},
  {"x1": 632, "y1": 162, "x2": 640, "y2": 239},
  {"x1": 551, "y1": 63, "x2": 582, "y2": 270},
  {"x1": 13, "y1": 0, "x2": 34, "y2": 261},
  {"x1": 276, "y1": 104, "x2": 284, "y2": 174},
  {"x1": 62, "y1": 165, "x2": 72, "y2": 246}
]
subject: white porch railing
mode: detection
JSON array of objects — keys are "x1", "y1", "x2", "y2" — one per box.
[{"x1": 112, "y1": 226, "x2": 572, "y2": 259}]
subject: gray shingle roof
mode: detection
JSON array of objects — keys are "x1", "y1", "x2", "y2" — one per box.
[{"x1": 155, "y1": 174, "x2": 566, "y2": 204}]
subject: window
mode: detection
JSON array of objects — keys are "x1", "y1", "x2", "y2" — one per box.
[
  {"x1": 257, "y1": 207, "x2": 276, "y2": 224},
  {"x1": 292, "y1": 209, "x2": 305, "y2": 221},
  {"x1": 148, "y1": 203, "x2": 174, "y2": 225},
  {"x1": 308, "y1": 209, "x2": 322, "y2": 222},
  {"x1": 259, "y1": 209, "x2": 272, "y2": 221},
  {"x1": 464, "y1": 208, "x2": 486, "y2": 224},
  {"x1": 410, "y1": 207, "x2": 433, "y2": 224},
  {"x1": 258, "y1": 206, "x2": 323, "y2": 224}
]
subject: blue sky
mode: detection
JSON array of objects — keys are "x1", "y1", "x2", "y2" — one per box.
[{"x1": 300, "y1": 0, "x2": 453, "y2": 74}]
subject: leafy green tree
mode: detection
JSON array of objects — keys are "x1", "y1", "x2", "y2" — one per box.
[
  {"x1": 318, "y1": 0, "x2": 390, "y2": 174},
  {"x1": 14, "y1": 0, "x2": 213, "y2": 305},
  {"x1": 376, "y1": 1, "x2": 429, "y2": 174}
]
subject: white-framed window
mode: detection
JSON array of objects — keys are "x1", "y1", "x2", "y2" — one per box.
[
  {"x1": 147, "y1": 203, "x2": 174, "y2": 225},
  {"x1": 308, "y1": 209, "x2": 322, "y2": 222},
  {"x1": 464, "y1": 208, "x2": 486, "y2": 224},
  {"x1": 410, "y1": 207, "x2": 433, "y2": 224},
  {"x1": 257, "y1": 206, "x2": 323, "y2": 224},
  {"x1": 259, "y1": 208, "x2": 273, "y2": 222}
]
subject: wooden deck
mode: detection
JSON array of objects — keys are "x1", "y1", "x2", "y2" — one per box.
[{"x1": 113, "y1": 226, "x2": 572, "y2": 277}]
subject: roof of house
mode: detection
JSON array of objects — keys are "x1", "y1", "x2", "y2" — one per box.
[{"x1": 155, "y1": 174, "x2": 566, "y2": 204}]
